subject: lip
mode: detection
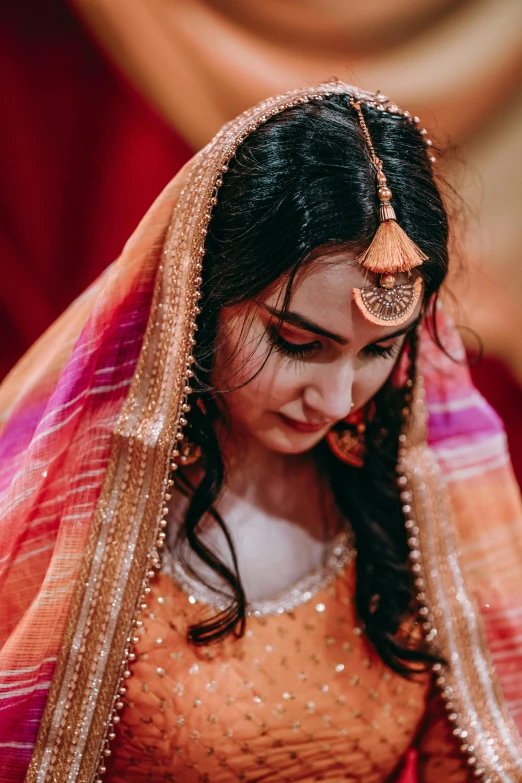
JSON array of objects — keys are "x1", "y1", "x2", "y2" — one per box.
[{"x1": 278, "y1": 413, "x2": 328, "y2": 434}]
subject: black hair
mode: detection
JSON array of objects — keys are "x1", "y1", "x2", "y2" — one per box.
[{"x1": 175, "y1": 94, "x2": 448, "y2": 675}]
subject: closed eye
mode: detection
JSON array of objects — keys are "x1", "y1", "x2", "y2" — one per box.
[
  {"x1": 266, "y1": 324, "x2": 320, "y2": 360},
  {"x1": 267, "y1": 325, "x2": 403, "y2": 364},
  {"x1": 265, "y1": 315, "x2": 412, "y2": 364}
]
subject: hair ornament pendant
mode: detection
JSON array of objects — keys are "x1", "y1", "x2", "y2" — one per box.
[
  {"x1": 350, "y1": 98, "x2": 427, "y2": 326},
  {"x1": 353, "y1": 274, "x2": 422, "y2": 327}
]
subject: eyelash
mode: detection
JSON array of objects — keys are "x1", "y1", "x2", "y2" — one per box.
[
  {"x1": 267, "y1": 325, "x2": 401, "y2": 362},
  {"x1": 268, "y1": 326, "x2": 319, "y2": 360},
  {"x1": 363, "y1": 342, "x2": 401, "y2": 360}
]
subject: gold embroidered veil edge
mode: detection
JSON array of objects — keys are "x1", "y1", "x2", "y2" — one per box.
[{"x1": 26, "y1": 81, "x2": 522, "y2": 783}]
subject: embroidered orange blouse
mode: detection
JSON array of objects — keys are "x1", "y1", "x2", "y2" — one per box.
[{"x1": 106, "y1": 537, "x2": 471, "y2": 782}]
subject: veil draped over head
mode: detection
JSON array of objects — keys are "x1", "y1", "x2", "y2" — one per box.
[{"x1": 0, "y1": 82, "x2": 521, "y2": 783}]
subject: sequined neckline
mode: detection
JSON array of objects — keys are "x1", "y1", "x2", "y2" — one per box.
[{"x1": 161, "y1": 530, "x2": 354, "y2": 617}]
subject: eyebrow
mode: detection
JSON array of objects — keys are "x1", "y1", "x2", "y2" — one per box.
[{"x1": 264, "y1": 305, "x2": 419, "y2": 345}]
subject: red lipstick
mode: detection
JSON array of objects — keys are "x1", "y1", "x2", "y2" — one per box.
[{"x1": 279, "y1": 414, "x2": 327, "y2": 434}]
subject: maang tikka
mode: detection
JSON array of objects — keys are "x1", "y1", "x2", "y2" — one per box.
[{"x1": 350, "y1": 99, "x2": 427, "y2": 326}]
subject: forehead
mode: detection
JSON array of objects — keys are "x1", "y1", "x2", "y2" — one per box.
[
  {"x1": 265, "y1": 251, "x2": 366, "y2": 327},
  {"x1": 264, "y1": 250, "x2": 420, "y2": 339}
]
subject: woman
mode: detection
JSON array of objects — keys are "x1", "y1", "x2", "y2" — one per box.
[{"x1": 1, "y1": 82, "x2": 521, "y2": 783}]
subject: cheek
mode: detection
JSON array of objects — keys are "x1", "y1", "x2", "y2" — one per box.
[
  {"x1": 221, "y1": 355, "x2": 301, "y2": 424},
  {"x1": 212, "y1": 317, "x2": 301, "y2": 423},
  {"x1": 354, "y1": 358, "x2": 397, "y2": 407}
]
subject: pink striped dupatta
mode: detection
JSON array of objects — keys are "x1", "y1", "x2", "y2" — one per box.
[{"x1": 0, "y1": 82, "x2": 521, "y2": 783}]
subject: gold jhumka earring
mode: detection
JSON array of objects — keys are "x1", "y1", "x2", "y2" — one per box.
[
  {"x1": 172, "y1": 402, "x2": 205, "y2": 467},
  {"x1": 173, "y1": 438, "x2": 202, "y2": 466},
  {"x1": 350, "y1": 99, "x2": 428, "y2": 327},
  {"x1": 326, "y1": 405, "x2": 367, "y2": 468}
]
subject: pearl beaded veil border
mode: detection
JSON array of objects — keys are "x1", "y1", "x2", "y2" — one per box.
[{"x1": 25, "y1": 81, "x2": 522, "y2": 783}]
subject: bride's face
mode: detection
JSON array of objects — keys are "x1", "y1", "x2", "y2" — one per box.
[{"x1": 212, "y1": 251, "x2": 421, "y2": 455}]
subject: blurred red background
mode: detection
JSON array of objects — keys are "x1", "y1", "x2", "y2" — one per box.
[{"x1": 0, "y1": 2, "x2": 191, "y2": 379}]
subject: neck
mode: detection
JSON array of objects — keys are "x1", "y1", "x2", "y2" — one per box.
[{"x1": 215, "y1": 420, "x2": 339, "y2": 543}]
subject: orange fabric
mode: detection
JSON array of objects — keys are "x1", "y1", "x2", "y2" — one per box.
[{"x1": 106, "y1": 560, "x2": 470, "y2": 782}]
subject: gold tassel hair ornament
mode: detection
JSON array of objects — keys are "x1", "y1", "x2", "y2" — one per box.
[{"x1": 350, "y1": 98, "x2": 429, "y2": 327}]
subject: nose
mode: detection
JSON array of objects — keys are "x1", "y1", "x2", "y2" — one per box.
[{"x1": 302, "y1": 361, "x2": 354, "y2": 422}]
